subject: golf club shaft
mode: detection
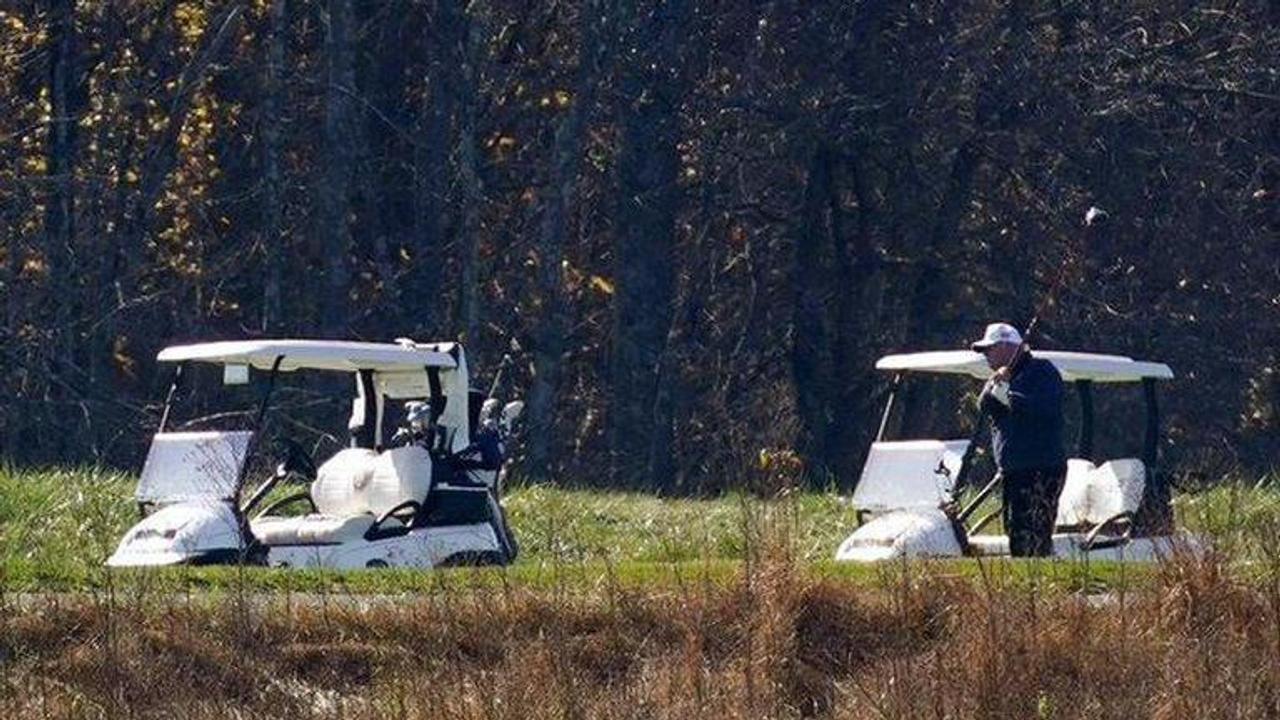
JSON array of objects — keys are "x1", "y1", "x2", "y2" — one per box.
[
  {"x1": 951, "y1": 238, "x2": 1082, "y2": 498},
  {"x1": 488, "y1": 354, "x2": 513, "y2": 399}
]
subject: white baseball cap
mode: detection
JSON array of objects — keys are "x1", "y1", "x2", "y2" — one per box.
[{"x1": 970, "y1": 322, "x2": 1023, "y2": 351}]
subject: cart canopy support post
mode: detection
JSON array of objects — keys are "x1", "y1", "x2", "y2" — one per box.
[
  {"x1": 1075, "y1": 380, "x2": 1094, "y2": 461},
  {"x1": 157, "y1": 362, "x2": 187, "y2": 433},
  {"x1": 1135, "y1": 377, "x2": 1173, "y2": 535},
  {"x1": 875, "y1": 373, "x2": 903, "y2": 442}
]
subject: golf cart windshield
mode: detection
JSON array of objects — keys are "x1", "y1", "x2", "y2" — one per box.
[
  {"x1": 136, "y1": 430, "x2": 253, "y2": 503},
  {"x1": 853, "y1": 439, "x2": 970, "y2": 512}
]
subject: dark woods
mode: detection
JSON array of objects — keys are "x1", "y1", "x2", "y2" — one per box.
[{"x1": 0, "y1": 1, "x2": 1277, "y2": 491}]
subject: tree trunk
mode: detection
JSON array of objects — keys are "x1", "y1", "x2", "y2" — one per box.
[
  {"x1": 410, "y1": 2, "x2": 463, "y2": 337},
  {"x1": 261, "y1": 0, "x2": 287, "y2": 333},
  {"x1": 526, "y1": 0, "x2": 603, "y2": 480},
  {"x1": 791, "y1": 143, "x2": 876, "y2": 486},
  {"x1": 411, "y1": 70, "x2": 449, "y2": 332},
  {"x1": 455, "y1": 6, "x2": 483, "y2": 350},
  {"x1": 609, "y1": 0, "x2": 687, "y2": 490},
  {"x1": 792, "y1": 146, "x2": 835, "y2": 479},
  {"x1": 894, "y1": 136, "x2": 983, "y2": 436},
  {"x1": 44, "y1": 0, "x2": 77, "y2": 349},
  {"x1": 821, "y1": 151, "x2": 873, "y2": 484},
  {"x1": 318, "y1": 0, "x2": 356, "y2": 336},
  {"x1": 40, "y1": 0, "x2": 79, "y2": 460}
]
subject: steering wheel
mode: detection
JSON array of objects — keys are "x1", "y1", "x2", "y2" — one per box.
[{"x1": 272, "y1": 437, "x2": 318, "y2": 482}]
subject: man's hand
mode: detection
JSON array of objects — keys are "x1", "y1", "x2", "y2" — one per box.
[{"x1": 982, "y1": 377, "x2": 1011, "y2": 407}]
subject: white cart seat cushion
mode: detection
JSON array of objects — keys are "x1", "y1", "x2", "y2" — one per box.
[
  {"x1": 252, "y1": 513, "x2": 400, "y2": 545},
  {"x1": 366, "y1": 445, "x2": 432, "y2": 513},
  {"x1": 312, "y1": 449, "x2": 377, "y2": 516},
  {"x1": 310, "y1": 445, "x2": 432, "y2": 517},
  {"x1": 1054, "y1": 458, "x2": 1146, "y2": 527}
]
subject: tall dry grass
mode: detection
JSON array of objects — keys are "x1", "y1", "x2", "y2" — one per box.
[{"x1": 3, "y1": 515, "x2": 1280, "y2": 720}]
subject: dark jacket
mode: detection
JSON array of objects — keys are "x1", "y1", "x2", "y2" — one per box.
[
  {"x1": 980, "y1": 355, "x2": 1065, "y2": 474},
  {"x1": 453, "y1": 425, "x2": 504, "y2": 472}
]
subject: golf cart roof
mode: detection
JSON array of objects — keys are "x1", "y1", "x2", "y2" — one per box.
[
  {"x1": 875, "y1": 350, "x2": 1173, "y2": 383},
  {"x1": 157, "y1": 339, "x2": 459, "y2": 373}
]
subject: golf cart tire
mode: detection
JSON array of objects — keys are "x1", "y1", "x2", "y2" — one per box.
[
  {"x1": 186, "y1": 547, "x2": 268, "y2": 566},
  {"x1": 438, "y1": 550, "x2": 507, "y2": 568}
]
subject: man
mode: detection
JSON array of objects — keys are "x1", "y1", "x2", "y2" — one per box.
[{"x1": 970, "y1": 322, "x2": 1066, "y2": 557}]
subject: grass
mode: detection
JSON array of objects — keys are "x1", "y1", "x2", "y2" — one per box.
[
  {"x1": 505, "y1": 484, "x2": 862, "y2": 563},
  {"x1": 0, "y1": 467, "x2": 137, "y2": 589},
  {"x1": 1, "y1": 466, "x2": 1278, "y2": 594},
  {"x1": 0, "y1": 467, "x2": 862, "y2": 590},
  {"x1": 3, "y1": 468, "x2": 1280, "y2": 717}
]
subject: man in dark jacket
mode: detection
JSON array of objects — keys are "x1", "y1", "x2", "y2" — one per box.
[{"x1": 971, "y1": 322, "x2": 1066, "y2": 557}]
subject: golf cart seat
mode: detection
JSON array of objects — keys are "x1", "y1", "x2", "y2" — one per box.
[
  {"x1": 963, "y1": 459, "x2": 1146, "y2": 557},
  {"x1": 252, "y1": 445, "x2": 432, "y2": 545},
  {"x1": 1054, "y1": 458, "x2": 1145, "y2": 531}
]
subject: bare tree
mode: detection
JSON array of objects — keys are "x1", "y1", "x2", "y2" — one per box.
[
  {"x1": 455, "y1": 1, "x2": 484, "y2": 349},
  {"x1": 790, "y1": 146, "x2": 839, "y2": 480},
  {"x1": 261, "y1": 0, "x2": 287, "y2": 333},
  {"x1": 409, "y1": 1, "x2": 462, "y2": 336},
  {"x1": 35, "y1": 0, "x2": 81, "y2": 457},
  {"x1": 526, "y1": 0, "x2": 606, "y2": 480},
  {"x1": 43, "y1": 0, "x2": 77, "y2": 350},
  {"x1": 318, "y1": 0, "x2": 356, "y2": 336},
  {"x1": 608, "y1": 0, "x2": 689, "y2": 490}
]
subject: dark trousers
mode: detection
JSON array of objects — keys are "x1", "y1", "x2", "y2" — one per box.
[{"x1": 1002, "y1": 466, "x2": 1067, "y2": 557}]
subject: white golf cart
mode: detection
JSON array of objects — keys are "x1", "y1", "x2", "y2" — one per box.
[
  {"x1": 836, "y1": 350, "x2": 1197, "y2": 562},
  {"x1": 108, "y1": 339, "x2": 522, "y2": 569}
]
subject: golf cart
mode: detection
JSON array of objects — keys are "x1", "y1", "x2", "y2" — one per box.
[
  {"x1": 107, "y1": 339, "x2": 523, "y2": 569},
  {"x1": 835, "y1": 349, "x2": 1197, "y2": 562}
]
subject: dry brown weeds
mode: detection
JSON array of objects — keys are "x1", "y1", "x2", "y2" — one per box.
[{"x1": 2, "y1": 551, "x2": 1279, "y2": 719}]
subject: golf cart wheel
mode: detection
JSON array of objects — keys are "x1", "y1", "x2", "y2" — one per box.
[
  {"x1": 437, "y1": 550, "x2": 506, "y2": 568},
  {"x1": 365, "y1": 559, "x2": 390, "y2": 569},
  {"x1": 186, "y1": 547, "x2": 268, "y2": 566}
]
